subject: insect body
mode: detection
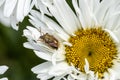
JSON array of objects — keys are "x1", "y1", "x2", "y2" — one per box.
[{"x1": 40, "y1": 33, "x2": 59, "y2": 49}]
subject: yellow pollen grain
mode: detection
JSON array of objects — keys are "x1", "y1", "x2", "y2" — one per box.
[{"x1": 65, "y1": 27, "x2": 117, "y2": 76}]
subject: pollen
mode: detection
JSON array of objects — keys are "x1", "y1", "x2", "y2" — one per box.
[{"x1": 65, "y1": 27, "x2": 117, "y2": 77}]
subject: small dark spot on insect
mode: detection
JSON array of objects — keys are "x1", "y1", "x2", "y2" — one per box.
[{"x1": 40, "y1": 33, "x2": 59, "y2": 49}]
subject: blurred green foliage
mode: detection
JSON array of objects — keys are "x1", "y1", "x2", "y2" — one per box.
[{"x1": 0, "y1": 17, "x2": 44, "y2": 80}]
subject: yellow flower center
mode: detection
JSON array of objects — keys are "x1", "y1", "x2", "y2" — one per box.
[{"x1": 65, "y1": 27, "x2": 117, "y2": 77}]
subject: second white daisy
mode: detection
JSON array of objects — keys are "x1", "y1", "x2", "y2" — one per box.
[{"x1": 0, "y1": 0, "x2": 36, "y2": 30}]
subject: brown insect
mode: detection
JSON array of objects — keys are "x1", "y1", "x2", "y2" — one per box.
[{"x1": 40, "y1": 33, "x2": 59, "y2": 49}]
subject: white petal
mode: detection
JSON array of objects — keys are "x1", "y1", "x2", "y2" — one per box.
[
  {"x1": 49, "y1": 62, "x2": 69, "y2": 76},
  {"x1": 84, "y1": 58, "x2": 89, "y2": 73},
  {"x1": 104, "y1": 15, "x2": 120, "y2": 30},
  {"x1": 112, "y1": 13, "x2": 120, "y2": 30},
  {"x1": 30, "y1": 0, "x2": 36, "y2": 10},
  {"x1": 23, "y1": 29, "x2": 32, "y2": 38},
  {"x1": 34, "y1": 50, "x2": 52, "y2": 61},
  {"x1": 111, "y1": 60, "x2": 120, "y2": 79},
  {"x1": 95, "y1": 73, "x2": 98, "y2": 80},
  {"x1": 67, "y1": 75, "x2": 75, "y2": 80},
  {"x1": 52, "y1": 49, "x2": 66, "y2": 65},
  {"x1": 86, "y1": 0, "x2": 99, "y2": 12},
  {"x1": 0, "y1": 0, "x2": 5, "y2": 7},
  {"x1": 23, "y1": 0, "x2": 31, "y2": 16},
  {"x1": 0, "y1": 78, "x2": 8, "y2": 80},
  {"x1": 102, "y1": 1, "x2": 120, "y2": 29},
  {"x1": 29, "y1": 11, "x2": 49, "y2": 29},
  {"x1": 72, "y1": 0, "x2": 83, "y2": 26},
  {"x1": 24, "y1": 0, "x2": 36, "y2": 16},
  {"x1": 4, "y1": 0, "x2": 17, "y2": 17},
  {"x1": 103, "y1": 72, "x2": 110, "y2": 80},
  {"x1": 29, "y1": 16, "x2": 46, "y2": 29},
  {"x1": 23, "y1": 42, "x2": 35, "y2": 50},
  {"x1": 78, "y1": 0, "x2": 94, "y2": 27},
  {"x1": 24, "y1": 41, "x2": 50, "y2": 53},
  {"x1": 0, "y1": 7, "x2": 10, "y2": 26},
  {"x1": 23, "y1": 0, "x2": 35, "y2": 16},
  {"x1": 36, "y1": 0, "x2": 52, "y2": 16},
  {"x1": 16, "y1": 0, "x2": 26, "y2": 22},
  {"x1": 104, "y1": 29, "x2": 119, "y2": 43},
  {"x1": 113, "y1": 28, "x2": 120, "y2": 43},
  {"x1": 53, "y1": 48, "x2": 66, "y2": 61},
  {"x1": 0, "y1": 66, "x2": 8, "y2": 75},
  {"x1": 31, "y1": 62, "x2": 52, "y2": 74},
  {"x1": 10, "y1": 16, "x2": 19, "y2": 30},
  {"x1": 93, "y1": 0, "x2": 100, "y2": 11},
  {"x1": 53, "y1": 0, "x2": 80, "y2": 32},
  {"x1": 37, "y1": 73, "x2": 53, "y2": 80},
  {"x1": 108, "y1": 69, "x2": 116, "y2": 80},
  {"x1": 70, "y1": 73, "x2": 86, "y2": 80},
  {"x1": 30, "y1": 10, "x2": 70, "y2": 41},
  {"x1": 95, "y1": 0, "x2": 116, "y2": 25},
  {"x1": 73, "y1": 0, "x2": 98, "y2": 28},
  {"x1": 25, "y1": 26, "x2": 40, "y2": 40},
  {"x1": 53, "y1": 73, "x2": 68, "y2": 80},
  {"x1": 42, "y1": 0, "x2": 79, "y2": 35}
]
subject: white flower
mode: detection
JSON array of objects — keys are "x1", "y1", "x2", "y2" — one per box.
[
  {"x1": 0, "y1": 65, "x2": 8, "y2": 80},
  {"x1": 23, "y1": 0, "x2": 120, "y2": 80},
  {"x1": 0, "y1": 0, "x2": 36, "y2": 30}
]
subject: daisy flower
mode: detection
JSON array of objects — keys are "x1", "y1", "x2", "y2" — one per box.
[
  {"x1": 0, "y1": 65, "x2": 8, "y2": 80},
  {"x1": 0, "y1": 0, "x2": 36, "y2": 30},
  {"x1": 23, "y1": 0, "x2": 120, "y2": 80}
]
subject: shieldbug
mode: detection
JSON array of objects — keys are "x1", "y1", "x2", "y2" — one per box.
[{"x1": 40, "y1": 33, "x2": 59, "y2": 49}]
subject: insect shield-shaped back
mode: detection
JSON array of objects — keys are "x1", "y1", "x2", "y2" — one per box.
[{"x1": 40, "y1": 33, "x2": 59, "y2": 49}]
